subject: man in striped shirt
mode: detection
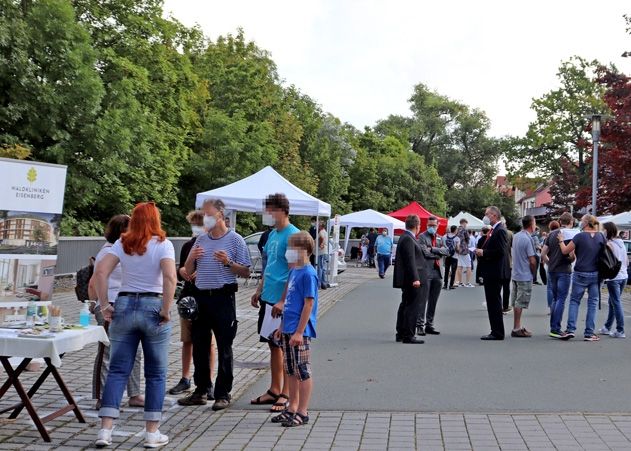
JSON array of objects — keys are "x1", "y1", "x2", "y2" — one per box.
[{"x1": 178, "y1": 198, "x2": 250, "y2": 411}]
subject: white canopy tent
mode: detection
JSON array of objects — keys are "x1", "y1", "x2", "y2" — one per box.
[
  {"x1": 610, "y1": 211, "x2": 631, "y2": 230},
  {"x1": 339, "y1": 209, "x2": 406, "y2": 252},
  {"x1": 195, "y1": 166, "x2": 331, "y2": 216},
  {"x1": 448, "y1": 211, "x2": 485, "y2": 231},
  {"x1": 195, "y1": 166, "x2": 332, "y2": 275}
]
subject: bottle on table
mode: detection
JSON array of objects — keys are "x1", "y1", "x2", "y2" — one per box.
[
  {"x1": 26, "y1": 299, "x2": 37, "y2": 327},
  {"x1": 79, "y1": 302, "x2": 91, "y2": 327}
]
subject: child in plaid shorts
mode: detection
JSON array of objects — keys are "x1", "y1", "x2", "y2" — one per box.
[{"x1": 271, "y1": 231, "x2": 318, "y2": 427}]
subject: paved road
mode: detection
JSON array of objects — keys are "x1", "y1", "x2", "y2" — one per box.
[{"x1": 237, "y1": 275, "x2": 631, "y2": 413}]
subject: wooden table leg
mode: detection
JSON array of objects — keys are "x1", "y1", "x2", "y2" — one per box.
[
  {"x1": 8, "y1": 363, "x2": 53, "y2": 419},
  {"x1": 0, "y1": 358, "x2": 31, "y2": 402},
  {"x1": 44, "y1": 357, "x2": 85, "y2": 423},
  {"x1": 0, "y1": 357, "x2": 51, "y2": 442}
]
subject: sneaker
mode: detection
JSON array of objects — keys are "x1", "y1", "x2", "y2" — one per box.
[
  {"x1": 584, "y1": 334, "x2": 600, "y2": 342},
  {"x1": 598, "y1": 327, "x2": 611, "y2": 335},
  {"x1": 95, "y1": 428, "x2": 113, "y2": 448},
  {"x1": 168, "y1": 377, "x2": 191, "y2": 395},
  {"x1": 511, "y1": 328, "x2": 532, "y2": 338},
  {"x1": 549, "y1": 330, "x2": 564, "y2": 339},
  {"x1": 610, "y1": 331, "x2": 626, "y2": 338},
  {"x1": 144, "y1": 430, "x2": 169, "y2": 448},
  {"x1": 466, "y1": 283, "x2": 474, "y2": 288},
  {"x1": 177, "y1": 391, "x2": 207, "y2": 406},
  {"x1": 564, "y1": 331, "x2": 575, "y2": 339}
]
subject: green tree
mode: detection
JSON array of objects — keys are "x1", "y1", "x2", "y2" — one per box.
[{"x1": 505, "y1": 57, "x2": 607, "y2": 179}]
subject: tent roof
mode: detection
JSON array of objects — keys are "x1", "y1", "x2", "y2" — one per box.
[
  {"x1": 338, "y1": 209, "x2": 406, "y2": 230},
  {"x1": 448, "y1": 211, "x2": 485, "y2": 230},
  {"x1": 388, "y1": 201, "x2": 446, "y2": 221},
  {"x1": 610, "y1": 211, "x2": 631, "y2": 229},
  {"x1": 195, "y1": 166, "x2": 331, "y2": 217}
]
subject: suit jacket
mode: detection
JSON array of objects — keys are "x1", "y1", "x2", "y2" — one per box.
[
  {"x1": 418, "y1": 231, "x2": 450, "y2": 278},
  {"x1": 393, "y1": 232, "x2": 428, "y2": 288},
  {"x1": 478, "y1": 223, "x2": 511, "y2": 281}
]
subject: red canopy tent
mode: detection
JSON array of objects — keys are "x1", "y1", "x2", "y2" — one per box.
[{"x1": 388, "y1": 201, "x2": 448, "y2": 235}]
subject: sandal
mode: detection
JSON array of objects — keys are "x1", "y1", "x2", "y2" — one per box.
[
  {"x1": 271, "y1": 410, "x2": 294, "y2": 423},
  {"x1": 250, "y1": 389, "x2": 279, "y2": 405},
  {"x1": 270, "y1": 393, "x2": 289, "y2": 412},
  {"x1": 282, "y1": 412, "x2": 309, "y2": 427}
]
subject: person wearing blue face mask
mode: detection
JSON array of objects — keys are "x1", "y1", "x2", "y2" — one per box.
[{"x1": 416, "y1": 216, "x2": 450, "y2": 335}]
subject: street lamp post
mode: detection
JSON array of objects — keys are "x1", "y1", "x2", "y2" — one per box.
[{"x1": 589, "y1": 114, "x2": 602, "y2": 217}]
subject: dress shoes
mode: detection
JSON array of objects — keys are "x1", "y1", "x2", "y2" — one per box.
[
  {"x1": 416, "y1": 327, "x2": 426, "y2": 336},
  {"x1": 425, "y1": 327, "x2": 440, "y2": 335},
  {"x1": 395, "y1": 335, "x2": 402, "y2": 342},
  {"x1": 480, "y1": 334, "x2": 503, "y2": 341},
  {"x1": 402, "y1": 337, "x2": 425, "y2": 344}
]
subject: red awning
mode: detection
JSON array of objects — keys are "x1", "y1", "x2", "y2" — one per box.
[{"x1": 388, "y1": 201, "x2": 448, "y2": 235}]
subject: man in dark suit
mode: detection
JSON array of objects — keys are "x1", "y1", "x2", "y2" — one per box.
[
  {"x1": 417, "y1": 216, "x2": 450, "y2": 335},
  {"x1": 393, "y1": 215, "x2": 427, "y2": 344},
  {"x1": 475, "y1": 206, "x2": 510, "y2": 340}
]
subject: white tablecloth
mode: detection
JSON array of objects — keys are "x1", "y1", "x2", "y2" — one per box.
[{"x1": 0, "y1": 325, "x2": 109, "y2": 367}]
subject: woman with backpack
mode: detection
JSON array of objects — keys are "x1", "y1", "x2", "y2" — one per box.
[
  {"x1": 88, "y1": 214, "x2": 143, "y2": 410},
  {"x1": 598, "y1": 222, "x2": 628, "y2": 338},
  {"x1": 558, "y1": 214, "x2": 605, "y2": 341}
]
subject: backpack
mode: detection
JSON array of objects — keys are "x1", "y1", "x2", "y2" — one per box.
[
  {"x1": 599, "y1": 240, "x2": 622, "y2": 281},
  {"x1": 445, "y1": 234, "x2": 456, "y2": 257},
  {"x1": 75, "y1": 256, "x2": 95, "y2": 302},
  {"x1": 456, "y1": 228, "x2": 470, "y2": 255}
]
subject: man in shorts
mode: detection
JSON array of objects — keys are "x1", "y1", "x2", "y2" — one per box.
[{"x1": 510, "y1": 215, "x2": 537, "y2": 337}]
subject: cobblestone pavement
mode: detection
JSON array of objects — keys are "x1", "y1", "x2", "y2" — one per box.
[
  {"x1": 185, "y1": 411, "x2": 631, "y2": 451},
  {"x1": 1, "y1": 267, "x2": 631, "y2": 450}
]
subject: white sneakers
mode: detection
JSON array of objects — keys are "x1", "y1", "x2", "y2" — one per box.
[
  {"x1": 145, "y1": 430, "x2": 169, "y2": 448},
  {"x1": 95, "y1": 428, "x2": 112, "y2": 448},
  {"x1": 95, "y1": 428, "x2": 169, "y2": 448},
  {"x1": 599, "y1": 327, "x2": 626, "y2": 338}
]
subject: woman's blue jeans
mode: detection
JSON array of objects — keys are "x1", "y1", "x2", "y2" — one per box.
[
  {"x1": 566, "y1": 271, "x2": 600, "y2": 337},
  {"x1": 604, "y1": 279, "x2": 626, "y2": 333},
  {"x1": 99, "y1": 294, "x2": 171, "y2": 422}
]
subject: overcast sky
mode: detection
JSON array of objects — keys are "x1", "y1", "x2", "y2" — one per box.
[{"x1": 163, "y1": 1, "x2": 631, "y2": 139}]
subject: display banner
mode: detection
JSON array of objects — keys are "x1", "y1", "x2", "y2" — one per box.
[{"x1": 0, "y1": 158, "x2": 67, "y2": 309}]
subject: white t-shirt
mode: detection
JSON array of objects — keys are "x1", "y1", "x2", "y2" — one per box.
[
  {"x1": 609, "y1": 238, "x2": 629, "y2": 281},
  {"x1": 110, "y1": 237, "x2": 175, "y2": 295},
  {"x1": 95, "y1": 243, "x2": 122, "y2": 302},
  {"x1": 318, "y1": 229, "x2": 328, "y2": 250}
]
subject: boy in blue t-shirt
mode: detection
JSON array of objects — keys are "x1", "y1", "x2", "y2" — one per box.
[{"x1": 272, "y1": 231, "x2": 318, "y2": 427}]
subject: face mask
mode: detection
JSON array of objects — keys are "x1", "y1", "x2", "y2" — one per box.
[
  {"x1": 482, "y1": 216, "x2": 491, "y2": 226},
  {"x1": 262, "y1": 213, "x2": 275, "y2": 226},
  {"x1": 285, "y1": 249, "x2": 299, "y2": 264},
  {"x1": 203, "y1": 215, "x2": 217, "y2": 230},
  {"x1": 427, "y1": 226, "x2": 436, "y2": 235},
  {"x1": 382, "y1": 231, "x2": 387, "y2": 236},
  {"x1": 191, "y1": 225, "x2": 204, "y2": 236}
]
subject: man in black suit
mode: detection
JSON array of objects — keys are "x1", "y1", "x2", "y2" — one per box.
[
  {"x1": 475, "y1": 206, "x2": 510, "y2": 340},
  {"x1": 417, "y1": 216, "x2": 450, "y2": 335},
  {"x1": 393, "y1": 215, "x2": 427, "y2": 344}
]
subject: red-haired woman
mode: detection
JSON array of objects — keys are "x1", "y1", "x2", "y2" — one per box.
[{"x1": 93, "y1": 202, "x2": 177, "y2": 448}]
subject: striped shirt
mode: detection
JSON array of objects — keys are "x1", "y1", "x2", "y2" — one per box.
[{"x1": 194, "y1": 230, "x2": 251, "y2": 290}]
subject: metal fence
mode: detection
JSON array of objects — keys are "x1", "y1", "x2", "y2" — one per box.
[{"x1": 56, "y1": 237, "x2": 191, "y2": 275}]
